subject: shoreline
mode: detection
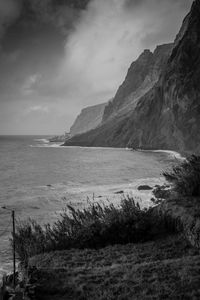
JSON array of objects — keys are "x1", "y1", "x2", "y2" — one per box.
[
  {"x1": 137, "y1": 149, "x2": 185, "y2": 160},
  {"x1": 35, "y1": 140, "x2": 186, "y2": 161}
]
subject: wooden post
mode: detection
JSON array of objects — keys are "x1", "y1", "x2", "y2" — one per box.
[{"x1": 12, "y1": 210, "x2": 16, "y2": 288}]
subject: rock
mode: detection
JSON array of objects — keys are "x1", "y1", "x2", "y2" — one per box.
[
  {"x1": 46, "y1": 184, "x2": 52, "y2": 187},
  {"x1": 49, "y1": 133, "x2": 70, "y2": 142},
  {"x1": 138, "y1": 185, "x2": 152, "y2": 191},
  {"x1": 114, "y1": 191, "x2": 124, "y2": 194},
  {"x1": 102, "y1": 44, "x2": 173, "y2": 123}
]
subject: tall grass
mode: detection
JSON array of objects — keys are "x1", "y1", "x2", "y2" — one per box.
[
  {"x1": 163, "y1": 155, "x2": 200, "y2": 197},
  {"x1": 15, "y1": 197, "x2": 161, "y2": 264}
]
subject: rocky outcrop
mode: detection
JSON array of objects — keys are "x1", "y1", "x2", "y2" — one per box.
[
  {"x1": 64, "y1": 1, "x2": 200, "y2": 153},
  {"x1": 70, "y1": 102, "x2": 107, "y2": 136},
  {"x1": 49, "y1": 133, "x2": 70, "y2": 142}
]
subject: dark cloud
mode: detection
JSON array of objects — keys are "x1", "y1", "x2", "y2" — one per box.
[
  {"x1": 18, "y1": 0, "x2": 91, "y2": 33},
  {"x1": 0, "y1": 0, "x2": 21, "y2": 40},
  {"x1": 124, "y1": 0, "x2": 191, "y2": 10},
  {"x1": 0, "y1": 0, "x2": 91, "y2": 42}
]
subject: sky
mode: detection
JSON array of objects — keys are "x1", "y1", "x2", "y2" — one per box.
[{"x1": 0, "y1": 0, "x2": 194, "y2": 135}]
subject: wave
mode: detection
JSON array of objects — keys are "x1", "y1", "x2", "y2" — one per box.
[
  {"x1": 38, "y1": 176, "x2": 164, "y2": 196},
  {"x1": 34, "y1": 138, "x2": 49, "y2": 143},
  {"x1": 150, "y1": 150, "x2": 185, "y2": 160},
  {"x1": 30, "y1": 143, "x2": 63, "y2": 148},
  {"x1": 138, "y1": 149, "x2": 185, "y2": 160},
  {"x1": 32, "y1": 144, "x2": 184, "y2": 160},
  {"x1": 61, "y1": 145, "x2": 125, "y2": 150}
]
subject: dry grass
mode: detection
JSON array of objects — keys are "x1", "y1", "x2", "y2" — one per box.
[
  {"x1": 28, "y1": 234, "x2": 200, "y2": 300},
  {"x1": 15, "y1": 197, "x2": 164, "y2": 264}
]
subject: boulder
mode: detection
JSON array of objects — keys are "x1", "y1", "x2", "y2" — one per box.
[{"x1": 138, "y1": 185, "x2": 152, "y2": 191}]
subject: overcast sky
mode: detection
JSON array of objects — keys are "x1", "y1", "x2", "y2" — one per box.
[{"x1": 0, "y1": 0, "x2": 193, "y2": 135}]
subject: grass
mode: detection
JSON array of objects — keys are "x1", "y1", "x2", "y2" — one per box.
[
  {"x1": 28, "y1": 234, "x2": 200, "y2": 300},
  {"x1": 15, "y1": 197, "x2": 164, "y2": 265},
  {"x1": 163, "y1": 155, "x2": 200, "y2": 197}
]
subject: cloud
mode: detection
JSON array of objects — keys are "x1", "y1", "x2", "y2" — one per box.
[
  {"x1": 26, "y1": 105, "x2": 49, "y2": 114},
  {"x1": 45, "y1": 0, "x2": 193, "y2": 107},
  {"x1": 0, "y1": 0, "x2": 21, "y2": 40},
  {"x1": 0, "y1": 0, "x2": 91, "y2": 44},
  {"x1": 18, "y1": 0, "x2": 91, "y2": 35},
  {"x1": 21, "y1": 74, "x2": 41, "y2": 95},
  {"x1": 50, "y1": 0, "x2": 144, "y2": 105}
]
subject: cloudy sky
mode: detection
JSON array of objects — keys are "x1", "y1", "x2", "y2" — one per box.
[{"x1": 0, "y1": 0, "x2": 193, "y2": 135}]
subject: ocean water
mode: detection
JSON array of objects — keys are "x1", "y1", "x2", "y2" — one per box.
[{"x1": 0, "y1": 135, "x2": 182, "y2": 277}]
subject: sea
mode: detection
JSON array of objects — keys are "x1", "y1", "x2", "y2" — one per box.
[{"x1": 0, "y1": 135, "x2": 184, "y2": 278}]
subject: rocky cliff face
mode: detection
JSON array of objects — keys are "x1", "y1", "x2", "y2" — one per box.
[
  {"x1": 65, "y1": 0, "x2": 200, "y2": 153},
  {"x1": 103, "y1": 44, "x2": 173, "y2": 122},
  {"x1": 70, "y1": 102, "x2": 107, "y2": 136}
]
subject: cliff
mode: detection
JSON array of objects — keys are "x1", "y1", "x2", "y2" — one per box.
[
  {"x1": 103, "y1": 44, "x2": 173, "y2": 122},
  {"x1": 64, "y1": 0, "x2": 200, "y2": 153},
  {"x1": 70, "y1": 102, "x2": 107, "y2": 136}
]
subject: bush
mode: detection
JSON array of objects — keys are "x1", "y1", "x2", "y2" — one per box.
[
  {"x1": 15, "y1": 197, "x2": 161, "y2": 264},
  {"x1": 163, "y1": 155, "x2": 200, "y2": 197}
]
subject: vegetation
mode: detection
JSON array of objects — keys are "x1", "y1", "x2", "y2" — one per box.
[
  {"x1": 15, "y1": 197, "x2": 164, "y2": 264},
  {"x1": 15, "y1": 155, "x2": 200, "y2": 266},
  {"x1": 163, "y1": 155, "x2": 200, "y2": 197},
  {"x1": 28, "y1": 234, "x2": 200, "y2": 300},
  {"x1": 152, "y1": 184, "x2": 171, "y2": 202}
]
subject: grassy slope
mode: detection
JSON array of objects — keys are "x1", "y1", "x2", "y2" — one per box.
[
  {"x1": 21, "y1": 195, "x2": 200, "y2": 300},
  {"x1": 29, "y1": 234, "x2": 200, "y2": 300}
]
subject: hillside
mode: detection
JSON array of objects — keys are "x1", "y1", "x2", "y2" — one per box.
[
  {"x1": 64, "y1": 0, "x2": 200, "y2": 153},
  {"x1": 24, "y1": 197, "x2": 200, "y2": 299},
  {"x1": 28, "y1": 234, "x2": 200, "y2": 300},
  {"x1": 70, "y1": 102, "x2": 107, "y2": 136}
]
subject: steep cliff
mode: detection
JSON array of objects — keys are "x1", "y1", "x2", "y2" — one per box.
[
  {"x1": 70, "y1": 102, "x2": 107, "y2": 136},
  {"x1": 65, "y1": 0, "x2": 200, "y2": 153},
  {"x1": 103, "y1": 44, "x2": 173, "y2": 122}
]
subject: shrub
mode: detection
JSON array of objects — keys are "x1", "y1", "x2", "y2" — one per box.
[
  {"x1": 14, "y1": 197, "x2": 161, "y2": 264},
  {"x1": 163, "y1": 155, "x2": 200, "y2": 197}
]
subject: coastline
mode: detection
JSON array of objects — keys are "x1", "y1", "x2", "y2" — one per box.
[
  {"x1": 47, "y1": 141, "x2": 186, "y2": 162},
  {"x1": 137, "y1": 149, "x2": 185, "y2": 160},
  {"x1": 0, "y1": 138, "x2": 186, "y2": 282}
]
